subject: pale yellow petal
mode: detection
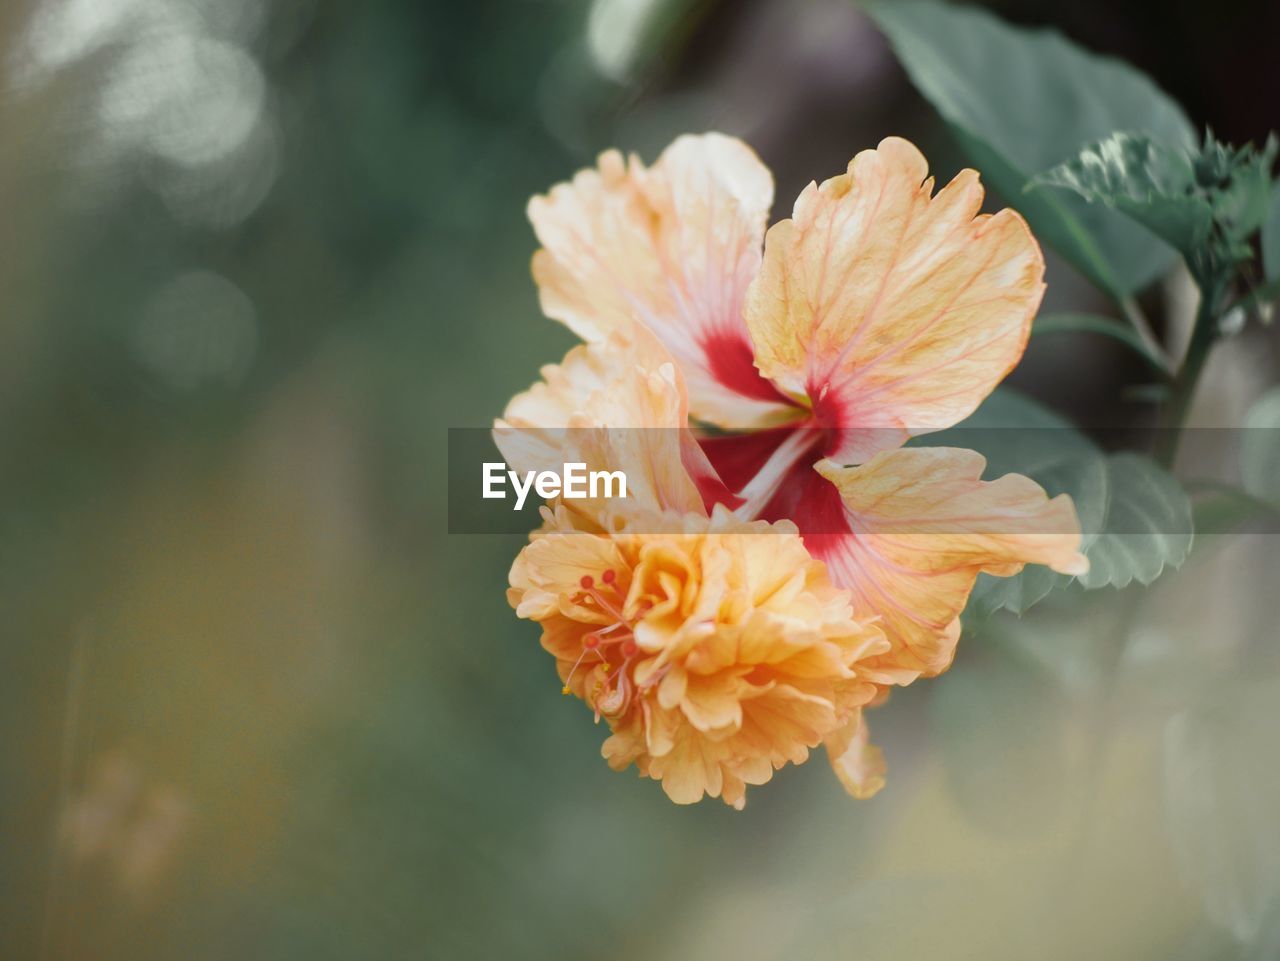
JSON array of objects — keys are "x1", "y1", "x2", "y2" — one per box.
[
  {"x1": 825, "y1": 709, "x2": 886, "y2": 799},
  {"x1": 529, "y1": 133, "x2": 797, "y2": 427},
  {"x1": 745, "y1": 137, "x2": 1044, "y2": 461},
  {"x1": 813, "y1": 447, "x2": 1086, "y2": 680},
  {"x1": 650, "y1": 724, "x2": 726, "y2": 804}
]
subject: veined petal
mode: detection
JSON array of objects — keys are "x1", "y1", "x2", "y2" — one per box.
[
  {"x1": 824, "y1": 708, "x2": 886, "y2": 799},
  {"x1": 726, "y1": 682, "x2": 836, "y2": 767},
  {"x1": 649, "y1": 722, "x2": 727, "y2": 804},
  {"x1": 495, "y1": 329, "x2": 706, "y2": 515},
  {"x1": 529, "y1": 133, "x2": 799, "y2": 428},
  {"x1": 603, "y1": 713, "x2": 646, "y2": 770},
  {"x1": 809, "y1": 447, "x2": 1086, "y2": 681},
  {"x1": 680, "y1": 672, "x2": 752, "y2": 735},
  {"x1": 745, "y1": 137, "x2": 1045, "y2": 462}
]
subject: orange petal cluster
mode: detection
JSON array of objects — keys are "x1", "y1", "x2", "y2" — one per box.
[
  {"x1": 500, "y1": 133, "x2": 1087, "y2": 808},
  {"x1": 509, "y1": 505, "x2": 888, "y2": 808}
]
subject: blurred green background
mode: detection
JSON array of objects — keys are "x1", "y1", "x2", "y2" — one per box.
[{"x1": 3, "y1": 1, "x2": 1279, "y2": 959}]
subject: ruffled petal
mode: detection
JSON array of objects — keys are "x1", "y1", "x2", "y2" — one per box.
[
  {"x1": 808, "y1": 447, "x2": 1086, "y2": 681},
  {"x1": 745, "y1": 137, "x2": 1045, "y2": 462},
  {"x1": 824, "y1": 708, "x2": 886, "y2": 799},
  {"x1": 649, "y1": 723, "x2": 726, "y2": 804},
  {"x1": 728, "y1": 682, "x2": 836, "y2": 767},
  {"x1": 495, "y1": 328, "x2": 706, "y2": 515},
  {"x1": 679, "y1": 672, "x2": 752, "y2": 735},
  {"x1": 529, "y1": 133, "x2": 799, "y2": 428},
  {"x1": 602, "y1": 712, "x2": 646, "y2": 770}
]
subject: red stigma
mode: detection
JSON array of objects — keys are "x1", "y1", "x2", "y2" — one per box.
[
  {"x1": 621, "y1": 640, "x2": 638, "y2": 657},
  {"x1": 579, "y1": 575, "x2": 594, "y2": 590},
  {"x1": 583, "y1": 635, "x2": 600, "y2": 650},
  {"x1": 601, "y1": 568, "x2": 616, "y2": 585}
]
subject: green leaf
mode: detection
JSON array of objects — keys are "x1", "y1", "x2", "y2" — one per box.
[
  {"x1": 968, "y1": 454, "x2": 1107, "y2": 616},
  {"x1": 1242, "y1": 387, "x2": 1280, "y2": 506},
  {"x1": 986, "y1": 452, "x2": 1192, "y2": 600},
  {"x1": 1029, "y1": 132, "x2": 1213, "y2": 258},
  {"x1": 934, "y1": 392, "x2": 1192, "y2": 612},
  {"x1": 984, "y1": 441, "x2": 1186, "y2": 604},
  {"x1": 868, "y1": 0, "x2": 1195, "y2": 299},
  {"x1": 1264, "y1": 179, "x2": 1280, "y2": 281},
  {"x1": 1032, "y1": 310, "x2": 1168, "y2": 371},
  {"x1": 1197, "y1": 133, "x2": 1277, "y2": 242},
  {"x1": 932, "y1": 390, "x2": 1102, "y2": 616},
  {"x1": 1076, "y1": 453, "x2": 1193, "y2": 589},
  {"x1": 1188, "y1": 481, "x2": 1280, "y2": 535},
  {"x1": 924, "y1": 386, "x2": 1098, "y2": 477},
  {"x1": 1033, "y1": 132, "x2": 1277, "y2": 276},
  {"x1": 967, "y1": 568, "x2": 1058, "y2": 619}
]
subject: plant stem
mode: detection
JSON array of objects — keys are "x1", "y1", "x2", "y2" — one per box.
[
  {"x1": 1156, "y1": 275, "x2": 1228, "y2": 467},
  {"x1": 1119, "y1": 295, "x2": 1172, "y2": 373}
]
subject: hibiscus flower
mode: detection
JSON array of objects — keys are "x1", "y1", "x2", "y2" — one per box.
[{"x1": 500, "y1": 133, "x2": 1086, "y2": 807}]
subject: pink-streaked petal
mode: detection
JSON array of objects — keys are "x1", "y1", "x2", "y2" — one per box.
[
  {"x1": 825, "y1": 708, "x2": 886, "y2": 799},
  {"x1": 745, "y1": 137, "x2": 1045, "y2": 461},
  {"x1": 799, "y1": 447, "x2": 1085, "y2": 681},
  {"x1": 529, "y1": 133, "x2": 800, "y2": 427}
]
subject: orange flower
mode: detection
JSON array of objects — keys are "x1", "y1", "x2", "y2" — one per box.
[
  {"x1": 508, "y1": 504, "x2": 888, "y2": 808},
  {"x1": 505, "y1": 132, "x2": 1087, "y2": 806}
]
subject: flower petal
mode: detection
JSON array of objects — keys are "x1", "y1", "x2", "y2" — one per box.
[
  {"x1": 729, "y1": 682, "x2": 836, "y2": 767},
  {"x1": 496, "y1": 329, "x2": 707, "y2": 515},
  {"x1": 809, "y1": 447, "x2": 1086, "y2": 681},
  {"x1": 529, "y1": 133, "x2": 798, "y2": 427},
  {"x1": 508, "y1": 529, "x2": 628, "y2": 622},
  {"x1": 745, "y1": 137, "x2": 1045, "y2": 461},
  {"x1": 649, "y1": 723, "x2": 726, "y2": 804},
  {"x1": 825, "y1": 708, "x2": 886, "y2": 799},
  {"x1": 680, "y1": 672, "x2": 751, "y2": 735}
]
